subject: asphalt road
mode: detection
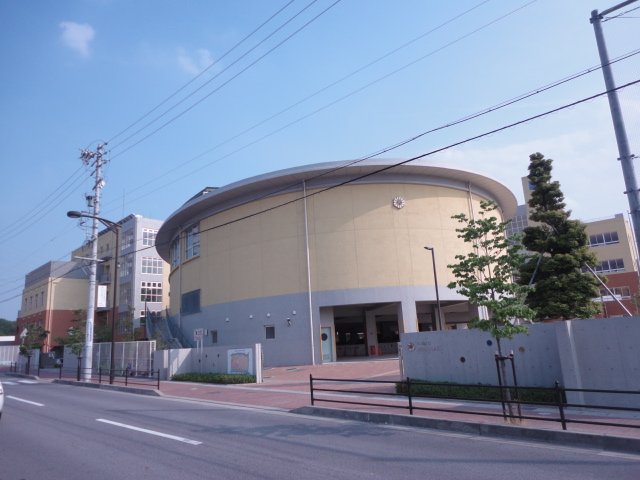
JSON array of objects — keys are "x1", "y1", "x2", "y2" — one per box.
[{"x1": 1, "y1": 377, "x2": 639, "y2": 480}]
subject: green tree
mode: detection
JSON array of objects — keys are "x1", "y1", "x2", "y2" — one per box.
[
  {"x1": 447, "y1": 200, "x2": 536, "y2": 421},
  {"x1": 54, "y1": 309, "x2": 86, "y2": 358},
  {"x1": 19, "y1": 322, "x2": 50, "y2": 374},
  {"x1": 0, "y1": 318, "x2": 16, "y2": 336},
  {"x1": 518, "y1": 153, "x2": 603, "y2": 320}
]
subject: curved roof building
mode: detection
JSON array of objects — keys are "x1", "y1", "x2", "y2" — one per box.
[{"x1": 157, "y1": 159, "x2": 517, "y2": 366}]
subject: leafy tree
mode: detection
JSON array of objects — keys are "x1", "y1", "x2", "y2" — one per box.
[
  {"x1": 19, "y1": 322, "x2": 50, "y2": 374},
  {"x1": 0, "y1": 318, "x2": 16, "y2": 336},
  {"x1": 518, "y1": 153, "x2": 602, "y2": 320},
  {"x1": 54, "y1": 309, "x2": 86, "y2": 358},
  {"x1": 447, "y1": 200, "x2": 536, "y2": 421}
]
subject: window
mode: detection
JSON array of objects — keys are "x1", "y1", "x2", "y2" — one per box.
[
  {"x1": 589, "y1": 231, "x2": 619, "y2": 247},
  {"x1": 120, "y1": 253, "x2": 133, "y2": 277},
  {"x1": 142, "y1": 228, "x2": 158, "y2": 246},
  {"x1": 593, "y1": 258, "x2": 625, "y2": 274},
  {"x1": 121, "y1": 229, "x2": 134, "y2": 250},
  {"x1": 185, "y1": 224, "x2": 200, "y2": 260},
  {"x1": 118, "y1": 311, "x2": 133, "y2": 334},
  {"x1": 141, "y1": 257, "x2": 163, "y2": 275},
  {"x1": 265, "y1": 325, "x2": 275, "y2": 339},
  {"x1": 181, "y1": 289, "x2": 200, "y2": 315},
  {"x1": 211, "y1": 330, "x2": 218, "y2": 344},
  {"x1": 598, "y1": 286, "x2": 631, "y2": 301},
  {"x1": 171, "y1": 238, "x2": 180, "y2": 269},
  {"x1": 119, "y1": 282, "x2": 132, "y2": 306},
  {"x1": 140, "y1": 309, "x2": 161, "y2": 327},
  {"x1": 141, "y1": 281, "x2": 162, "y2": 303}
]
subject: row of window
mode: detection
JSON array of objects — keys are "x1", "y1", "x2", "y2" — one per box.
[
  {"x1": 121, "y1": 228, "x2": 158, "y2": 250},
  {"x1": 598, "y1": 286, "x2": 631, "y2": 300},
  {"x1": 116, "y1": 309, "x2": 162, "y2": 334},
  {"x1": 171, "y1": 224, "x2": 200, "y2": 269},
  {"x1": 592, "y1": 258, "x2": 625, "y2": 274},
  {"x1": 118, "y1": 281, "x2": 163, "y2": 305},
  {"x1": 195, "y1": 326, "x2": 275, "y2": 345},
  {"x1": 23, "y1": 292, "x2": 45, "y2": 311},
  {"x1": 119, "y1": 255, "x2": 164, "y2": 277},
  {"x1": 588, "y1": 231, "x2": 619, "y2": 247}
]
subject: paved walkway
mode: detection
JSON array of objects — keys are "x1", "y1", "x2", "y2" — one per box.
[{"x1": 4, "y1": 357, "x2": 640, "y2": 440}]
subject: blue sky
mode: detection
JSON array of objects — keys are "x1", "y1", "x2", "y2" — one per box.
[{"x1": 1, "y1": 0, "x2": 639, "y2": 320}]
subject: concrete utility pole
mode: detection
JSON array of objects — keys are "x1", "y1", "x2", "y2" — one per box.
[
  {"x1": 590, "y1": 1, "x2": 640, "y2": 260},
  {"x1": 79, "y1": 143, "x2": 108, "y2": 381}
]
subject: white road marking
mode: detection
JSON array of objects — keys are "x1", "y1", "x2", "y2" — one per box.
[
  {"x1": 7, "y1": 396, "x2": 45, "y2": 406},
  {"x1": 2, "y1": 381, "x2": 19, "y2": 385},
  {"x1": 96, "y1": 419, "x2": 202, "y2": 445},
  {"x1": 19, "y1": 380, "x2": 38, "y2": 384}
]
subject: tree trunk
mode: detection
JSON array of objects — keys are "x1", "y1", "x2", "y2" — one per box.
[{"x1": 495, "y1": 337, "x2": 517, "y2": 421}]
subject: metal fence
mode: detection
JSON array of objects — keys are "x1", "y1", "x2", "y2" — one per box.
[
  {"x1": 309, "y1": 376, "x2": 640, "y2": 432},
  {"x1": 8, "y1": 362, "x2": 161, "y2": 390}
]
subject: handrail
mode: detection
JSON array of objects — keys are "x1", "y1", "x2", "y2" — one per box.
[{"x1": 309, "y1": 375, "x2": 640, "y2": 432}]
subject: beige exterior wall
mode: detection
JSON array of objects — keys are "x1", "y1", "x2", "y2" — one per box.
[
  {"x1": 169, "y1": 183, "x2": 492, "y2": 311},
  {"x1": 586, "y1": 216, "x2": 638, "y2": 273}
]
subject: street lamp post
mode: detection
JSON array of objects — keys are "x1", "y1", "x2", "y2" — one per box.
[
  {"x1": 424, "y1": 247, "x2": 444, "y2": 331},
  {"x1": 68, "y1": 211, "x2": 120, "y2": 384}
]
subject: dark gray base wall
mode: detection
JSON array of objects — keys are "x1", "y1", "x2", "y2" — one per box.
[{"x1": 171, "y1": 286, "x2": 469, "y2": 368}]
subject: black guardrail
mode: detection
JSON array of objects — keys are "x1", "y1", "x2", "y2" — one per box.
[{"x1": 309, "y1": 375, "x2": 640, "y2": 432}]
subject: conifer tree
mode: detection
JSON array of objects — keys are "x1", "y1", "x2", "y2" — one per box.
[{"x1": 518, "y1": 153, "x2": 603, "y2": 320}]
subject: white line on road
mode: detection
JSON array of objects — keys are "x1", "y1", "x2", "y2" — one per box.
[
  {"x1": 96, "y1": 419, "x2": 202, "y2": 445},
  {"x1": 7, "y1": 396, "x2": 45, "y2": 406}
]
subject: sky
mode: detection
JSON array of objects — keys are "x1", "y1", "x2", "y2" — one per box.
[{"x1": 1, "y1": 0, "x2": 639, "y2": 321}]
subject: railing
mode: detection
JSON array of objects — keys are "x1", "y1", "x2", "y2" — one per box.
[
  {"x1": 8, "y1": 362, "x2": 160, "y2": 390},
  {"x1": 309, "y1": 375, "x2": 640, "y2": 432},
  {"x1": 56, "y1": 366, "x2": 161, "y2": 390},
  {"x1": 9, "y1": 360, "x2": 40, "y2": 377}
]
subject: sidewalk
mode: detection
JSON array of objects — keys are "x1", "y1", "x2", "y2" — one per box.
[{"x1": 5, "y1": 358, "x2": 640, "y2": 445}]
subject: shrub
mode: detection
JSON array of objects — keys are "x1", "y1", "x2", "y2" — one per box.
[
  {"x1": 395, "y1": 379, "x2": 563, "y2": 404},
  {"x1": 171, "y1": 372, "x2": 256, "y2": 384}
]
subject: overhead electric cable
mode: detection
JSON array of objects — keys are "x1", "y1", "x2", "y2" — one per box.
[
  {"x1": 0, "y1": 165, "x2": 86, "y2": 237},
  {"x1": 110, "y1": 0, "x2": 343, "y2": 159},
  {"x1": 103, "y1": 48, "x2": 640, "y2": 214},
  {"x1": 108, "y1": 0, "x2": 299, "y2": 144},
  {"x1": 123, "y1": 78, "x2": 640, "y2": 258}
]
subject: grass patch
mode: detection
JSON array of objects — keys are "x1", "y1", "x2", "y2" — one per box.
[
  {"x1": 171, "y1": 372, "x2": 256, "y2": 384},
  {"x1": 395, "y1": 379, "x2": 563, "y2": 404}
]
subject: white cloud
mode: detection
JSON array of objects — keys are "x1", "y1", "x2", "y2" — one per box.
[
  {"x1": 177, "y1": 48, "x2": 214, "y2": 76},
  {"x1": 60, "y1": 21, "x2": 95, "y2": 58}
]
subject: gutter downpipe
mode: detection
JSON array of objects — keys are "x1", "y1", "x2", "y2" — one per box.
[{"x1": 303, "y1": 180, "x2": 316, "y2": 365}]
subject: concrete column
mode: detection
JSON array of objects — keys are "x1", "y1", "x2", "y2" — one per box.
[
  {"x1": 397, "y1": 300, "x2": 418, "y2": 333},
  {"x1": 433, "y1": 304, "x2": 446, "y2": 330},
  {"x1": 554, "y1": 320, "x2": 585, "y2": 406},
  {"x1": 365, "y1": 310, "x2": 377, "y2": 355}
]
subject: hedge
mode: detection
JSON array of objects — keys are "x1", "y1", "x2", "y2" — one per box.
[
  {"x1": 395, "y1": 379, "x2": 563, "y2": 404},
  {"x1": 171, "y1": 372, "x2": 256, "y2": 384}
]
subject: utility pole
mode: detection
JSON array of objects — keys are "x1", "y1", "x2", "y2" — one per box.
[
  {"x1": 79, "y1": 143, "x2": 108, "y2": 381},
  {"x1": 590, "y1": 1, "x2": 640, "y2": 260}
]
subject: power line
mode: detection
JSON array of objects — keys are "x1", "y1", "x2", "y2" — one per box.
[
  {"x1": 109, "y1": 0, "x2": 343, "y2": 159},
  {"x1": 105, "y1": 47, "x2": 640, "y2": 214},
  {"x1": 123, "y1": 78, "x2": 640, "y2": 258},
  {"x1": 100, "y1": 0, "x2": 543, "y2": 211},
  {"x1": 108, "y1": 0, "x2": 299, "y2": 145}
]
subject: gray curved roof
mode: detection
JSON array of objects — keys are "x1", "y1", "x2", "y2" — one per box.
[{"x1": 156, "y1": 158, "x2": 517, "y2": 261}]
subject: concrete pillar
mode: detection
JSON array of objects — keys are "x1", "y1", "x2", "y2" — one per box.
[
  {"x1": 365, "y1": 310, "x2": 377, "y2": 355},
  {"x1": 397, "y1": 300, "x2": 418, "y2": 333}
]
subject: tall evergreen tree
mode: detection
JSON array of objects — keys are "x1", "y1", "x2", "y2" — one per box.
[{"x1": 518, "y1": 152, "x2": 603, "y2": 320}]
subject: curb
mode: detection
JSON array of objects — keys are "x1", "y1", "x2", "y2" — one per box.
[
  {"x1": 52, "y1": 379, "x2": 164, "y2": 397},
  {"x1": 291, "y1": 406, "x2": 640, "y2": 455}
]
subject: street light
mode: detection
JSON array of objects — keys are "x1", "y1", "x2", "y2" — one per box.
[
  {"x1": 424, "y1": 247, "x2": 444, "y2": 331},
  {"x1": 68, "y1": 211, "x2": 120, "y2": 384}
]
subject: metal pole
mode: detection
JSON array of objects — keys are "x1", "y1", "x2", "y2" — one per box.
[
  {"x1": 109, "y1": 225, "x2": 120, "y2": 384},
  {"x1": 79, "y1": 143, "x2": 108, "y2": 381},
  {"x1": 591, "y1": 4, "x2": 640, "y2": 261},
  {"x1": 424, "y1": 247, "x2": 444, "y2": 331},
  {"x1": 303, "y1": 181, "x2": 316, "y2": 365}
]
